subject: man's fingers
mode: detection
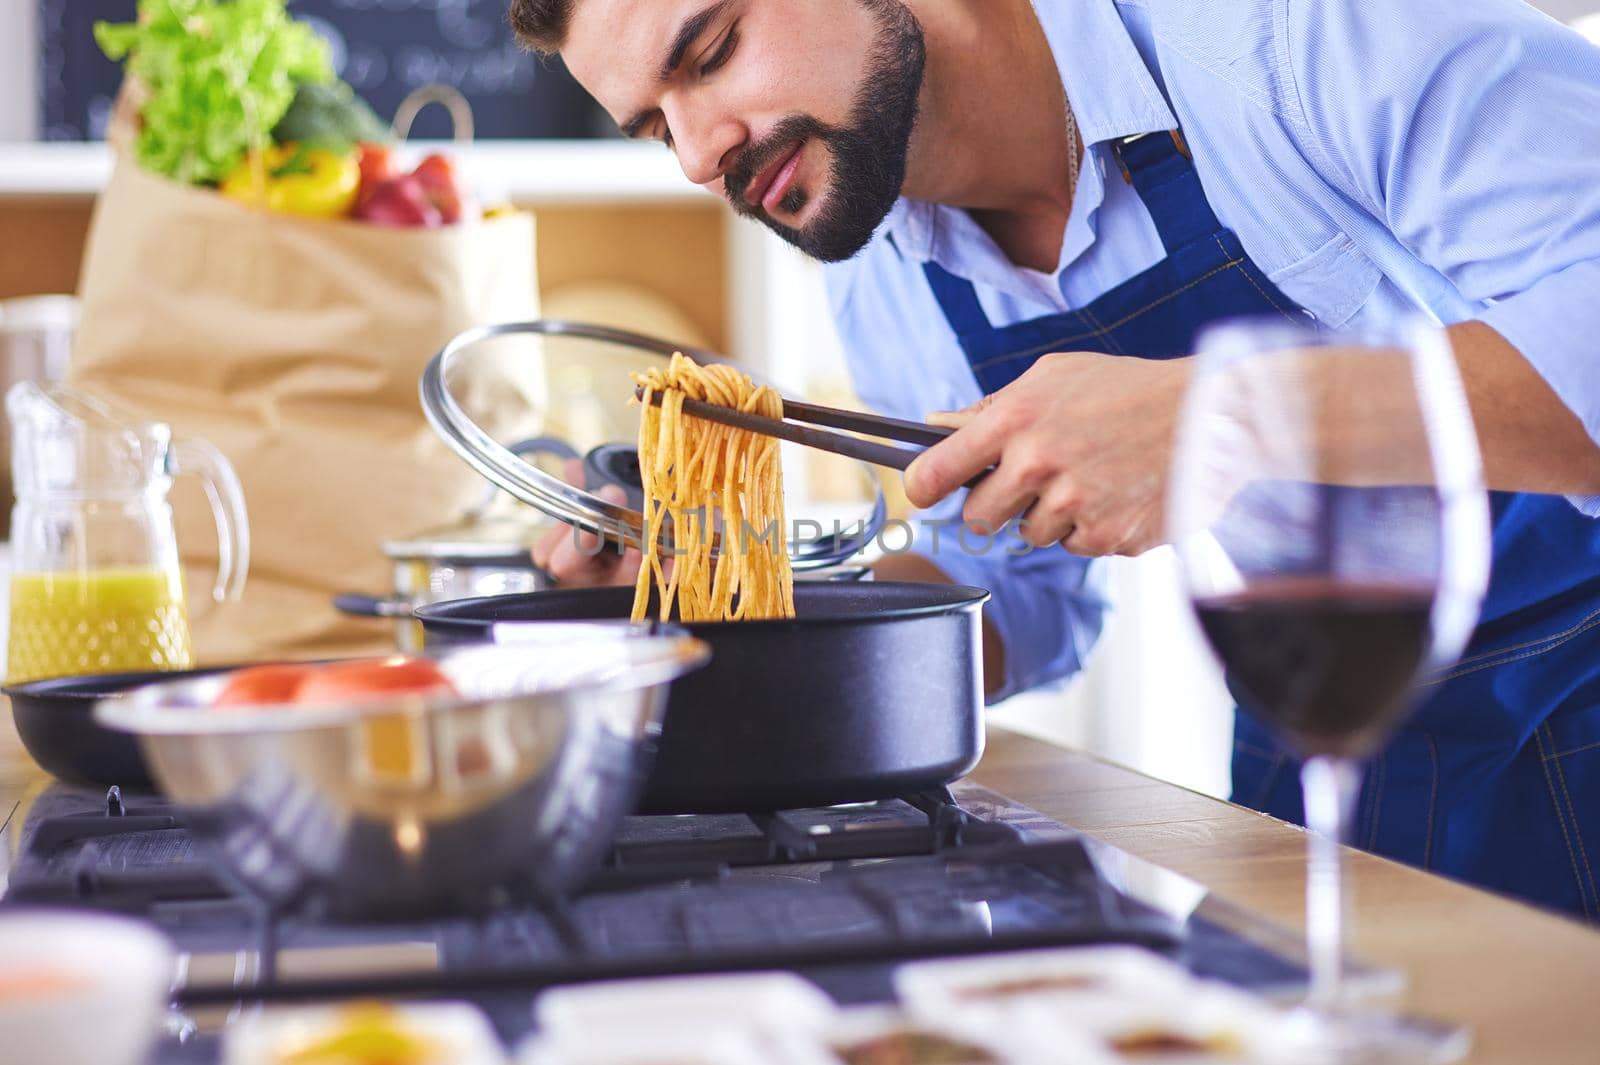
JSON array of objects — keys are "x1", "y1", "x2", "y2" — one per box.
[
  {"x1": 926, "y1": 409, "x2": 976, "y2": 430},
  {"x1": 961, "y1": 467, "x2": 1039, "y2": 535},
  {"x1": 925, "y1": 393, "x2": 992, "y2": 430},
  {"x1": 533, "y1": 485, "x2": 647, "y2": 587},
  {"x1": 531, "y1": 524, "x2": 563, "y2": 570},
  {"x1": 550, "y1": 528, "x2": 620, "y2": 581},
  {"x1": 1022, "y1": 507, "x2": 1077, "y2": 549},
  {"x1": 1017, "y1": 477, "x2": 1092, "y2": 548},
  {"x1": 904, "y1": 413, "x2": 1010, "y2": 508},
  {"x1": 1064, "y1": 525, "x2": 1111, "y2": 557}
]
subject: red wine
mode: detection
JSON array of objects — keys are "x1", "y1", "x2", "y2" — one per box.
[{"x1": 1194, "y1": 581, "x2": 1435, "y2": 759}]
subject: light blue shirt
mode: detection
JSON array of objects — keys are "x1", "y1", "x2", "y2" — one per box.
[{"x1": 825, "y1": 0, "x2": 1600, "y2": 702}]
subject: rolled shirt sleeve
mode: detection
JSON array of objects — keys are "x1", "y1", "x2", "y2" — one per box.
[{"x1": 1284, "y1": 0, "x2": 1600, "y2": 513}]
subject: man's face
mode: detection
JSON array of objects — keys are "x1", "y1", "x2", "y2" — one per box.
[{"x1": 563, "y1": 0, "x2": 925, "y2": 262}]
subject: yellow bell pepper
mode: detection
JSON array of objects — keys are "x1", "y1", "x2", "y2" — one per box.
[{"x1": 221, "y1": 144, "x2": 361, "y2": 219}]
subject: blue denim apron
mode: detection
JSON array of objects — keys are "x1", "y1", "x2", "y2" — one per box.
[{"x1": 923, "y1": 131, "x2": 1600, "y2": 920}]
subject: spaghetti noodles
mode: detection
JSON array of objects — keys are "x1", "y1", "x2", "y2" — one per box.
[{"x1": 631, "y1": 353, "x2": 796, "y2": 623}]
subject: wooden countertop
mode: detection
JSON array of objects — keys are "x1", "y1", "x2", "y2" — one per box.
[{"x1": 4, "y1": 710, "x2": 1599, "y2": 1063}]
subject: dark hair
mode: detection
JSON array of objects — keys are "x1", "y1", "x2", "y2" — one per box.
[{"x1": 508, "y1": 0, "x2": 573, "y2": 53}]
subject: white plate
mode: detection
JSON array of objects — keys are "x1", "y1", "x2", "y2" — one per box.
[
  {"x1": 895, "y1": 948, "x2": 1309, "y2": 1063},
  {"x1": 895, "y1": 946, "x2": 1193, "y2": 1014},
  {"x1": 518, "y1": 1026, "x2": 834, "y2": 1065},
  {"x1": 534, "y1": 971, "x2": 837, "y2": 1042},
  {"x1": 1020, "y1": 982, "x2": 1304, "y2": 1064},
  {"x1": 808, "y1": 1004, "x2": 1111, "y2": 1065},
  {"x1": 222, "y1": 1000, "x2": 506, "y2": 1065}
]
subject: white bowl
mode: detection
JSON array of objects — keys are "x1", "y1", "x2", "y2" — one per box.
[{"x1": 0, "y1": 910, "x2": 174, "y2": 1065}]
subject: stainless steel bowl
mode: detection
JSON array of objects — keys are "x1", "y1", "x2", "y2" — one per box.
[{"x1": 93, "y1": 629, "x2": 708, "y2": 918}]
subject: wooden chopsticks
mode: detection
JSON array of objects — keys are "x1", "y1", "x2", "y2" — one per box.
[{"x1": 635, "y1": 389, "x2": 952, "y2": 473}]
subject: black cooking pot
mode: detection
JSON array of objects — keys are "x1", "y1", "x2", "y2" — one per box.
[{"x1": 415, "y1": 581, "x2": 989, "y2": 814}]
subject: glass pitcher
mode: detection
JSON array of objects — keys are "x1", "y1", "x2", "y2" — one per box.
[{"x1": 5, "y1": 382, "x2": 249, "y2": 683}]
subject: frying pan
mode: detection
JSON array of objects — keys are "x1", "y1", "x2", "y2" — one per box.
[
  {"x1": 415, "y1": 581, "x2": 989, "y2": 814},
  {"x1": 4, "y1": 668, "x2": 234, "y2": 789}
]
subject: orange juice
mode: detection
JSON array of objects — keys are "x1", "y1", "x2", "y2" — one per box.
[{"x1": 6, "y1": 568, "x2": 193, "y2": 684}]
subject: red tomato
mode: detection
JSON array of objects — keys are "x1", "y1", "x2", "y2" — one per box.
[
  {"x1": 294, "y1": 657, "x2": 457, "y2": 705},
  {"x1": 355, "y1": 141, "x2": 399, "y2": 208},
  {"x1": 410, "y1": 152, "x2": 477, "y2": 224},
  {"x1": 212, "y1": 664, "x2": 317, "y2": 710}
]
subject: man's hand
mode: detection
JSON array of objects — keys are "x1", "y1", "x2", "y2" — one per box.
[
  {"x1": 530, "y1": 484, "x2": 647, "y2": 587},
  {"x1": 904, "y1": 352, "x2": 1190, "y2": 557}
]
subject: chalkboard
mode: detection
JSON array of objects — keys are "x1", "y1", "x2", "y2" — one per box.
[{"x1": 38, "y1": 0, "x2": 609, "y2": 142}]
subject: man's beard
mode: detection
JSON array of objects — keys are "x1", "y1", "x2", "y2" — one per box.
[{"x1": 722, "y1": 1, "x2": 925, "y2": 262}]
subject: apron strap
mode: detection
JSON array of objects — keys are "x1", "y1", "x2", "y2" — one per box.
[
  {"x1": 1112, "y1": 130, "x2": 1223, "y2": 255},
  {"x1": 922, "y1": 260, "x2": 995, "y2": 337},
  {"x1": 923, "y1": 128, "x2": 1222, "y2": 337}
]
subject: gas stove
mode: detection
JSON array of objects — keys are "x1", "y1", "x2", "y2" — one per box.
[{"x1": 0, "y1": 779, "x2": 1315, "y2": 1063}]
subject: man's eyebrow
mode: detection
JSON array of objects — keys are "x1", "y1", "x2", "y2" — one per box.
[
  {"x1": 619, "y1": 1, "x2": 733, "y2": 140},
  {"x1": 617, "y1": 2, "x2": 732, "y2": 140},
  {"x1": 659, "y1": 0, "x2": 733, "y2": 82}
]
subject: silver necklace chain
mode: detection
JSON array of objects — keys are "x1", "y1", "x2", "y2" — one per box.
[{"x1": 1065, "y1": 100, "x2": 1083, "y2": 200}]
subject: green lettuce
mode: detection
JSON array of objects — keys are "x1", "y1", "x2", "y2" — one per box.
[{"x1": 96, "y1": 0, "x2": 334, "y2": 185}]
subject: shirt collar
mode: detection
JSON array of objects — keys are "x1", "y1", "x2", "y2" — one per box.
[
  {"x1": 881, "y1": 0, "x2": 1176, "y2": 265},
  {"x1": 1049, "y1": 0, "x2": 1176, "y2": 149}
]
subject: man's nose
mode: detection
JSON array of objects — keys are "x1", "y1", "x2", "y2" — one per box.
[{"x1": 668, "y1": 101, "x2": 745, "y2": 188}]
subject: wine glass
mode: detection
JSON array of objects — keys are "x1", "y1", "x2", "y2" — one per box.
[{"x1": 1167, "y1": 317, "x2": 1490, "y2": 1059}]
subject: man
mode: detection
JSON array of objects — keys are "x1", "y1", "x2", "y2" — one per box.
[{"x1": 518, "y1": 0, "x2": 1600, "y2": 919}]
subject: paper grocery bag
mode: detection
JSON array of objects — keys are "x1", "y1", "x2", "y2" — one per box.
[{"x1": 70, "y1": 160, "x2": 543, "y2": 663}]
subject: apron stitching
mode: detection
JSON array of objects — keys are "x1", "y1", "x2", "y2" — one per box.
[
  {"x1": 1545, "y1": 722, "x2": 1600, "y2": 909},
  {"x1": 1551, "y1": 739, "x2": 1600, "y2": 761},
  {"x1": 1217, "y1": 234, "x2": 1302, "y2": 323},
  {"x1": 1534, "y1": 726, "x2": 1596, "y2": 920},
  {"x1": 1367, "y1": 754, "x2": 1387, "y2": 851},
  {"x1": 1246, "y1": 752, "x2": 1288, "y2": 810},
  {"x1": 1423, "y1": 732, "x2": 1439, "y2": 870},
  {"x1": 1426, "y1": 612, "x2": 1600, "y2": 685},
  {"x1": 1081, "y1": 304, "x2": 1125, "y2": 355},
  {"x1": 1446, "y1": 604, "x2": 1600, "y2": 670},
  {"x1": 1355, "y1": 762, "x2": 1371, "y2": 847},
  {"x1": 1234, "y1": 739, "x2": 1282, "y2": 760},
  {"x1": 971, "y1": 257, "x2": 1245, "y2": 369}
]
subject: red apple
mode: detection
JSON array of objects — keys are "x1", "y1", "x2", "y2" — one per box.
[{"x1": 355, "y1": 174, "x2": 443, "y2": 228}]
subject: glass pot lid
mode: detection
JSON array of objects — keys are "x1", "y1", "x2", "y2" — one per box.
[{"x1": 420, "y1": 320, "x2": 887, "y2": 570}]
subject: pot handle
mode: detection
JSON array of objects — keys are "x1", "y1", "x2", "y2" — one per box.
[{"x1": 334, "y1": 593, "x2": 413, "y2": 619}]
